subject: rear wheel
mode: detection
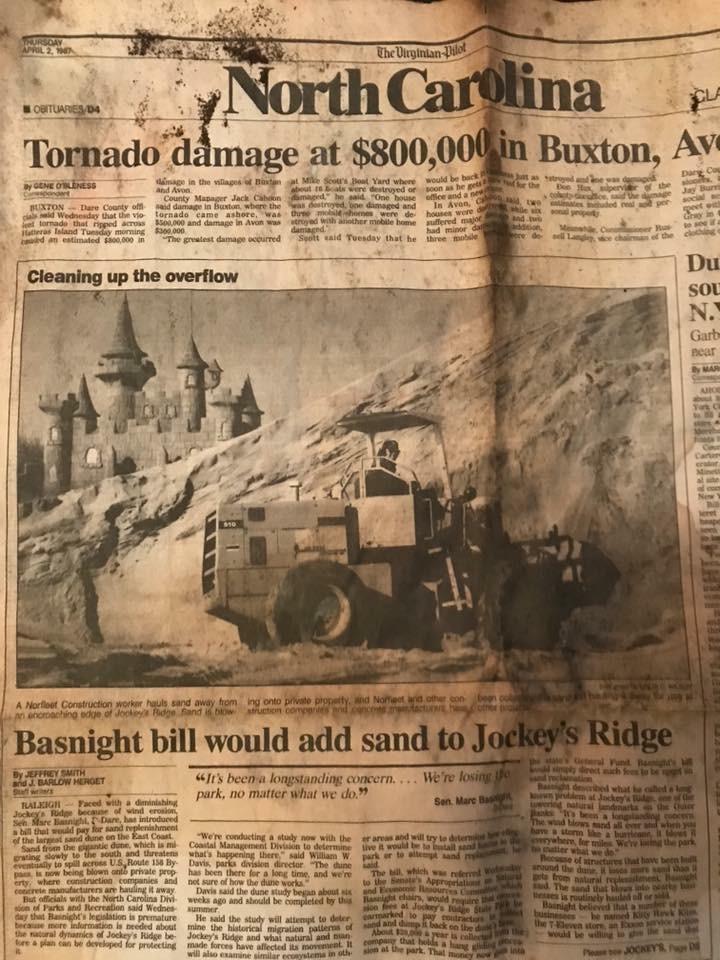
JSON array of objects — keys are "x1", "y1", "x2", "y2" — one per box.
[{"x1": 269, "y1": 561, "x2": 366, "y2": 646}]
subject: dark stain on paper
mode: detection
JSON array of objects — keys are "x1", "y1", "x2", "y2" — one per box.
[
  {"x1": 208, "y1": 6, "x2": 284, "y2": 63},
  {"x1": 161, "y1": 124, "x2": 185, "y2": 141},
  {"x1": 128, "y1": 3, "x2": 285, "y2": 62},
  {"x1": 33, "y1": 0, "x2": 64, "y2": 18},
  {"x1": 196, "y1": 90, "x2": 221, "y2": 147},
  {"x1": 128, "y1": 30, "x2": 161, "y2": 57},
  {"x1": 134, "y1": 93, "x2": 150, "y2": 129}
]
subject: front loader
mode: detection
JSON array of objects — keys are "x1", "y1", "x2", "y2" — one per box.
[{"x1": 201, "y1": 409, "x2": 619, "y2": 651}]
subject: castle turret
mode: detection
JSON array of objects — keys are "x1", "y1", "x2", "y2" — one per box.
[
  {"x1": 74, "y1": 374, "x2": 99, "y2": 434},
  {"x1": 177, "y1": 334, "x2": 208, "y2": 432},
  {"x1": 238, "y1": 375, "x2": 263, "y2": 432},
  {"x1": 39, "y1": 392, "x2": 77, "y2": 495},
  {"x1": 204, "y1": 358, "x2": 223, "y2": 392},
  {"x1": 208, "y1": 387, "x2": 240, "y2": 440},
  {"x1": 95, "y1": 295, "x2": 156, "y2": 432}
]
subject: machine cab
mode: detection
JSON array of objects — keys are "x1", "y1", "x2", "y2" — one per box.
[
  {"x1": 336, "y1": 410, "x2": 450, "y2": 551},
  {"x1": 339, "y1": 455, "x2": 419, "y2": 500}
]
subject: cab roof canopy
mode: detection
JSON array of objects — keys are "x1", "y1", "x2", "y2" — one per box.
[{"x1": 337, "y1": 409, "x2": 438, "y2": 435}]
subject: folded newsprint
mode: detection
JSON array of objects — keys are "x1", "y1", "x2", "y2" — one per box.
[{"x1": 1, "y1": 0, "x2": 720, "y2": 956}]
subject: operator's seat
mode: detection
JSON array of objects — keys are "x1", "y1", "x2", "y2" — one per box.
[
  {"x1": 365, "y1": 456, "x2": 419, "y2": 497},
  {"x1": 365, "y1": 466, "x2": 411, "y2": 497}
]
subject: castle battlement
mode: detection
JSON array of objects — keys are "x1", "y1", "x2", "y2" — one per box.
[
  {"x1": 39, "y1": 392, "x2": 77, "y2": 417},
  {"x1": 38, "y1": 296, "x2": 263, "y2": 496},
  {"x1": 209, "y1": 386, "x2": 240, "y2": 406}
]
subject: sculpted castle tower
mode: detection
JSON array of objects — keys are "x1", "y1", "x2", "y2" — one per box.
[
  {"x1": 36, "y1": 295, "x2": 263, "y2": 498},
  {"x1": 38, "y1": 392, "x2": 77, "y2": 496},
  {"x1": 95, "y1": 295, "x2": 156, "y2": 431},
  {"x1": 177, "y1": 334, "x2": 207, "y2": 432}
]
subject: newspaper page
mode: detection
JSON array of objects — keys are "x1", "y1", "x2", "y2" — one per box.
[{"x1": 2, "y1": 0, "x2": 720, "y2": 957}]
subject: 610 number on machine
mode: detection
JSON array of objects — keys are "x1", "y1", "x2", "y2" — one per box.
[{"x1": 352, "y1": 128, "x2": 490, "y2": 170}]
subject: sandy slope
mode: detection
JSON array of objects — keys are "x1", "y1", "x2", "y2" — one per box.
[{"x1": 17, "y1": 289, "x2": 687, "y2": 687}]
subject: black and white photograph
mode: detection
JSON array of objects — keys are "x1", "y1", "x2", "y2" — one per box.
[{"x1": 15, "y1": 285, "x2": 685, "y2": 687}]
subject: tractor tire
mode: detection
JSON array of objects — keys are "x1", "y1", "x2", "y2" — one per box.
[
  {"x1": 269, "y1": 561, "x2": 366, "y2": 647},
  {"x1": 500, "y1": 565, "x2": 563, "y2": 652}
]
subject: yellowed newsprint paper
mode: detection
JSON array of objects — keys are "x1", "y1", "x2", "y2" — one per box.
[{"x1": 3, "y1": 0, "x2": 720, "y2": 956}]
